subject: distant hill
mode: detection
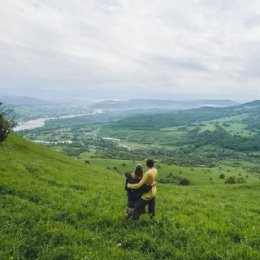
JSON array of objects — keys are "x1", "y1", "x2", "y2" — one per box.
[
  {"x1": 90, "y1": 99, "x2": 238, "y2": 111},
  {"x1": 109, "y1": 100, "x2": 259, "y2": 130},
  {"x1": 100, "y1": 100, "x2": 260, "y2": 156},
  {"x1": 0, "y1": 95, "x2": 50, "y2": 106}
]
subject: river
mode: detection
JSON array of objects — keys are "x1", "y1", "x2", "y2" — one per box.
[{"x1": 13, "y1": 110, "x2": 103, "y2": 132}]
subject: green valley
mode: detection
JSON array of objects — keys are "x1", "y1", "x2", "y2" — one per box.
[{"x1": 1, "y1": 100, "x2": 260, "y2": 259}]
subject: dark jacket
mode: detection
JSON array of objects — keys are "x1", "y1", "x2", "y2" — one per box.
[{"x1": 125, "y1": 173, "x2": 151, "y2": 201}]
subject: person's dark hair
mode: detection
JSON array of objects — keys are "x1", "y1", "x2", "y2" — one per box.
[
  {"x1": 135, "y1": 164, "x2": 143, "y2": 179},
  {"x1": 146, "y1": 159, "x2": 154, "y2": 168}
]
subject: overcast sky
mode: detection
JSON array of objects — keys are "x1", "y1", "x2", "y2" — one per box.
[{"x1": 0, "y1": 0, "x2": 260, "y2": 101}]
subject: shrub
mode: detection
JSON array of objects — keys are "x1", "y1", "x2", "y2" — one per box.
[
  {"x1": 224, "y1": 176, "x2": 246, "y2": 184},
  {"x1": 225, "y1": 176, "x2": 236, "y2": 184},
  {"x1": 219, "y1": 173, "x2": 225, "y2": 179},
  {"x1": 179, "y1": 178, "x2": 190, "y2": 186}
]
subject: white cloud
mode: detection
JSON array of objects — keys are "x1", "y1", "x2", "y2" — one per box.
[{"x1": 0, "y1": 0, "x2": 260, "y2": 100}]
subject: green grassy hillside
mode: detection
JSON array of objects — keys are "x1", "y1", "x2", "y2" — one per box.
[{"x1": 1, "y1": 135, "x2": 260, "y2": 260}]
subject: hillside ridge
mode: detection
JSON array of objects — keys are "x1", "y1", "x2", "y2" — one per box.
[{"x1": 0, "y1": 134, "x2": 260, "y2": 259}]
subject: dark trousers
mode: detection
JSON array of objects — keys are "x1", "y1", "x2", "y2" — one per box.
[{"x1": 133, "y1": 198, "x2": 155, "y2": 220}]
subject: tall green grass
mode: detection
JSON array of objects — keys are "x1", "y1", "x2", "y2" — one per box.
[{"x1": 0, "y1": 135, "x2": 259, "y2": 259}]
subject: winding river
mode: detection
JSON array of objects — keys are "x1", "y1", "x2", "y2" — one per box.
[{"x1": 13, "y1": 110, "x2": 103, "y2": 132}]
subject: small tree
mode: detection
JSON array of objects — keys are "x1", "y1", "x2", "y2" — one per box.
[
  {"x1": 225, "y1": 176, "x2": 236, "y2": 184},
  {"x1": 0, "y1": 102, "x2": 16, "y2": 142}
]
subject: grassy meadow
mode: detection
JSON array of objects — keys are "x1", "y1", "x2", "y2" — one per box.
[
  {"x1": 0, "y1": 134, "x2": 260, "y2": 259},
  {"x1": 79, "y1": 155, "x2": 260, "y2": 186}
]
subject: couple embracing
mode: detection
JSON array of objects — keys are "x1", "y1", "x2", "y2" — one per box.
[{"x1": 125, "y1": 159, "x2": 158, "y2": 220}]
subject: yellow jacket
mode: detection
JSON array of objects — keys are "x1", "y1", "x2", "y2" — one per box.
[{"x1": 127, "y1": 167, "x2": 158, "y2": 201}]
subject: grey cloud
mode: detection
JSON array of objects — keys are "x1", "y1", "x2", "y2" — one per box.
[
  {"x1": 0, "y1": 0, "x2": 260, "y2": 101},
  {"x1": 242, "y1": 50, "x2": 260, "y2": 78},
  {"x1": 244, "y1": 15, "x2": 260, "y2": 28},
  {"x1": 97, "y1": 0, "x2": 121, "y2": 8},
  {"x1": 151, "y1": 55, "x2": 209, "y2": 72}
]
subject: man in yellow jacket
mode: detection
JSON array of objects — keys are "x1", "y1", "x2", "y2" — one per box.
[{"x1": 127, "y1": 159, "x2": 158, "y2": 219}]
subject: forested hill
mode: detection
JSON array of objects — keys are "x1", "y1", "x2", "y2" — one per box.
[
  {"x1": 0, "y1": 95, "x2": 50, "y2": 106},
  {"x1": 109, "y1": 100, "x2": 260, "y2": 130},
  {"x1": 90, "y1": 99, "x2": 238, "y2": 111}
]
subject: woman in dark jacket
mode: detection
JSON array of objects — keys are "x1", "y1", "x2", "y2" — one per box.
[{"x1": 125, "y1": 164, "x2": 151, "y2": 218}]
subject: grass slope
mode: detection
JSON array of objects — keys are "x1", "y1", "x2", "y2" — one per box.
[
  {"x1": 79, "y1": 157, "x2": 260, "y2": 186},
  {"x1": 0, "y1": 135, "x2": 260, "y2": 260}
]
